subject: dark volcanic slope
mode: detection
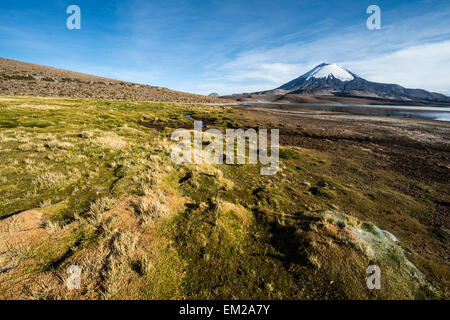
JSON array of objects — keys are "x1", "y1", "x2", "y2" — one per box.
[
  {"x1": 0, "y1": 58, "x2": 222, "y2": 103},
  {"x1": 287, "y1": 75, "x2": 450, "y2": 103},
  {"x1": 258, "y1": 63, "x2": 450, "y2": 103}
]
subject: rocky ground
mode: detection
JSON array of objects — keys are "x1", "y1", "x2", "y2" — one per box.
[{"x1": 0, "y1": 58, "x2": 223, "y2": 104}]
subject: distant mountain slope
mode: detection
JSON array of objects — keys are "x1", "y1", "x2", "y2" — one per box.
[
  {"x1": 256, "y1": 63, "x2": 450, "y2": 103},
  {"x1": 0, "y1": 58, "x2": 222, "y2": 103}
]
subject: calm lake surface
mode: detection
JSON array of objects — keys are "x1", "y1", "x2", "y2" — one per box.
[{"x1": 241, "y1": 102, "x2": 450, "y2": 122}]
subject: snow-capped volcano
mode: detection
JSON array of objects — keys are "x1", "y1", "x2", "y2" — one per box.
[
  {"x1": 254, "y1": 62, "x2": 450, "y2": 103},
  {"x1": 274, "y1": 62, "x2": 359, "y2": 93},
  {"x1": 303, "y1": 63, "x2": 354, "y2": 82}
]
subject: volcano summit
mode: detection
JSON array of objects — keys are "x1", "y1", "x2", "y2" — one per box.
[{"x1": 253, "y1": 63, "x2": 450, "y2": 103}]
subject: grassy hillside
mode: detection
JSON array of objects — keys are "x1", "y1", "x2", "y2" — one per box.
[
  {"x1": 0, "y1": 58, "x2": 223, "y2": 103},
  {"x1": 0, "y1": 95, "x2": 447, "y2": 299}
]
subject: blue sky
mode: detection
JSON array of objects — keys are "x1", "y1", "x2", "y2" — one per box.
[{"x1": 1, "y1": 0, "x2": 450, "y2": 95}]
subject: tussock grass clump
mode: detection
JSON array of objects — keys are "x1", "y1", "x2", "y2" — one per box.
[
  {"x1": 45, "y1": 140, "x2": 72, "y2": 150},
  {"x1": 112, "y1": 231, "x2": 140, "y2": 257},
  {"x1": 216, "y1": 200, "x2": 251, "y2": 227},
  {"x1": 105, "y1": 230, "x2": 169, "y2": 299},
  {"x1": 40, "y1": 133, "x2": 55, "y2": 141},
  {"x1": 44, "y1": 220, "x2": 64, "y2": 234},
  {"x1": 214, "y1": 200, "x2": 254, "y2": 248},
  {"x1": 35, "y1": 145, "x2": 46, "y2": 152},
  {"x1": 90, "y1": 197, "x2": 118, "y2": 215},
  {"x1": 94, "y1": 132, "x2": 127, "y2": 149},
  {"x1": 76, "y1": 230, "x2": 141, "y2": 300},
  {"x1": 322, "y1": 211, "x2": 360, "y2": 229},
  {"x1": 33, "y1": 172, "x2": 66, "y2": 189},
  {"x1": 134, "y1": 171, "x2": 163, "y2": 195},
  {"x1": 134, "y1": 195, "x2": 169, "y2": 226},
  {"x1": 17, "y1": 142, "x2": 35, "y2": 151},
  {"x1": 79, "y1": 131, "x2": 94, "y2": 139}
]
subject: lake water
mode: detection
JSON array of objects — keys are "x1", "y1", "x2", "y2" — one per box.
[{"x1": 241, "y1": 102, "x2": 450, "y2": 122}]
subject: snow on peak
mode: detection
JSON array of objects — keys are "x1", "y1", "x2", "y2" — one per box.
[{"x1": 305, "y1": 63, "x2": 354, "y2": 81}]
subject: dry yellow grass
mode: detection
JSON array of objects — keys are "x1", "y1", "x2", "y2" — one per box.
[
  {"x1": 94, "y1": 132, "x2": 127, "y2": 149},
  {"x1": 134, "y1": 195, "x2": 170, "y2": 226},
  {"x1": 33, "y1": 172, "x2": 66, "y2": 189},
  {"x1": 0, "y1": 95, "x2": 447, "y2": 300}
]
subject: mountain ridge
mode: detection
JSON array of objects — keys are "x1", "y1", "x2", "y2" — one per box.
[
  {"x1": 0, "y1": 57, "x2": 223, "y2": 103},
  {"x1": 253, "y1": 63, "x2": 450, "y2": 103}
]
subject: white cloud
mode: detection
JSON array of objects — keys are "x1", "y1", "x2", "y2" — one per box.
[
  {"x1": 197, "y1": 7, "x2": 450, "y2": 95},
  {"x1": 345, "y1": 40, "x2": 450, "y2": 94},
  {"x1": 199, "y1": 37, "x2": 450, "y2": 95},
  {"x1": 199, "y1": 39, "x2": 450, "y2": 95},
  {"x1": 211, "y1": 60, "x2": 304, "y2": 84}
]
